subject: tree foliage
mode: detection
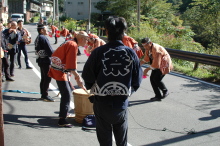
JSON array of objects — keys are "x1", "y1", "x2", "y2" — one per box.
[{"x1": 181, "y1": 0, "x2": 220, "y2": 50}]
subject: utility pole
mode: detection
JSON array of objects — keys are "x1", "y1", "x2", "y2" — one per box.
[
  {"x1": 137, "y1": 0, "x2": 140, "y2": 32},
  {"x1": 88, "y1": 0, "x2": 91, "y2": 33},
  {"x1": 0, "y1": 52, "x2": 4, "y2": 146},
  {"x1": 53, "y1": 0, "x2": 55, "y2": 24},
  {"x1": 56, "y1": 0, "x2": 59, "y2": 21}
]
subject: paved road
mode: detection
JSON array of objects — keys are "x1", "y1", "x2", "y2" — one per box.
[{"x1": 2, "y1": 24, "x2": 220, "y2": 146}]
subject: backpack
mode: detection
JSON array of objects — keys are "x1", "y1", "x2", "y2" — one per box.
[{"x1": 82, "y1": 115, "x2": 96, "y2": 131}]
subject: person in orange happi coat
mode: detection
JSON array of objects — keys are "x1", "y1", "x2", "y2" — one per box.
[
  {"x1": 140, "y1": 37, "x2": 173, "y2": 101},
  {"x1": 60, "y1": 26, "x2": 69, "y2": 38},
  {"x1": 86, "y1": 34, "x2": 106, "y2": 54},
  {"x1": 48, "y1": 31, "x2": 88, "y2": 127},
  {"x1": 49, "y1": 24, "x2": 59, "y2": 44},
  {"x1": 122, "y1": 34, "x2": 144, "y2": 59}
]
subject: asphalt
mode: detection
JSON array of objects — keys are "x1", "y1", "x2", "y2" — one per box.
[{"x1": 2, "y1": 24, "x2": 220, "y2": 146}]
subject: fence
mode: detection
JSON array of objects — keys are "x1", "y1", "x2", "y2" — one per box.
[{"x1": 75, "y1": 25, "x2": 105, "y2": 36}]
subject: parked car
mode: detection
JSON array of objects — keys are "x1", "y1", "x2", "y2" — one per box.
[{"x1": 10, "y1": 13, "x2": 24, "y2": 22}]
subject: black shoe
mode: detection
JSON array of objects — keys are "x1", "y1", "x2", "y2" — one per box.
[
  {"x1": 54, "y1": 42, "x2": 57, "y2": 44},
  {"x1": 162, "y1": 91, "x2": 169, "y2": 99},
  {"x1": 6, "y1": 78, "x2": 15, "y2": 82},
  {"x1": 58, "y1": 119, "x2": 73, "y2": 128},
  {"x1": 43, "y1": 96, "x2": 55, "y2": 102},
  {"x1": 150, "y1": 97, "x2": 161, "y2": 101},
  {"x1": 10, "y1": 74, "x2": 14, "y2": 77},
  {"x1": 2, "y1": 79, "x2": 5, "y2": 82},
  {"x1": 26, "y1": 66, "x2": 33, "y2": 69},
  {"x1": 18, "y1": 66, "x2": 22, "y2": 69}
]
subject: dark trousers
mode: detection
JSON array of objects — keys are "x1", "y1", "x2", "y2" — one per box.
[
  {"x1": 150, "y1": 69, "x2": 168, "y2": 98},
  {"x1": 1, "y1": 58, "x2": 10, "y2": 79},
  {"x1": 7, "y1": 50, "x2": 16, "y2": 75},
  {"x1": 94, "y1": 98, "x2": 128, "y2": 146},
  {"x1": 55, "y1": 36, "x2": 57, "y2": 43},
  {"x1": 77, "y1": 47, "x2": 81, "y2": 55},
  {"x1": 17, "y1": 43, "x2": 29, "y2": 67},
  {"x1": 38, "y1": 63, "x2": 51, "y2": 98},
  {"x1": 56, "y1": 80, "x2": 73, "y2": 118}
]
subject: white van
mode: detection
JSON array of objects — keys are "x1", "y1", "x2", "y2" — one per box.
[{"x1": 10, "y1": 13, "x2": 24, "y2": 22}]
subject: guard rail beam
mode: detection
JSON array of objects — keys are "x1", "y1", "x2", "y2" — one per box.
[{"x1": 99, "y1": 36, "x2": 220, "y2": 67}]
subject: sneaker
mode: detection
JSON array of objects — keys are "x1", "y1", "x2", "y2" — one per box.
[
  {"x1": 150, "y1": 97, "x2": 161, "y2": 101},
  {"x1": 162, "y1": 91, "x2": 169, "y2": 99},
  {"x1": 6, "y1": 78, "x2": 15, "y2": 82},
  {"x1": 58, "y1": 119, "x2": 73, "y2": 128},
  {"x1": 43, "y1": 96, "x2": 55, "y2": 102},
  {"x1": 26, "y1": 66, "x2": 33, "y2": 69}
]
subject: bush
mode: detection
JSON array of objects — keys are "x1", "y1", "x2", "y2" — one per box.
[
  {"x1": 63, "y1": 19, "x2": 77, "y2": 30},
  {"x1": 29, "y1": 16, "x2": 40, "y2": 23}
]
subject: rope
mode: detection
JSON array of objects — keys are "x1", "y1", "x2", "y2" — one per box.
[
  {"x1": 2, "y1": 90, "x2": 40, "y2": 94},
  {"x1": 128, "y1": 108, "x2": 201, "y2": 135}
]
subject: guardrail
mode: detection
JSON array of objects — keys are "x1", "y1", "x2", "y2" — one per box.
[
  {"x1": 165, "y1": 48, "x2": 220, "y2": 69},
  {"x1": 100, "y1": 36, "x2": 220, "y2": 69}
]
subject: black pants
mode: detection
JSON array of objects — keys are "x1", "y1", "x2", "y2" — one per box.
[
  {"x1": 150, "y1": 69, "x2": 168, "y2": 98},
  {"x1": 56, "y1": 80, "x2": 73, "y2": 118},
  {"x1": 94, "y1": 97, "x2": 128, "y2": 146},
  {"x1": 54, "y1": 36, "x2": 57, "y2": 44},
  {"x1": 17, "y1": 43, "x2": 29, "y2": 67},
  {"x1": 38, "y1": 63, "x2": 51, "y2": 98},
  {"x1": 1, "y1": 57, "x2": 10, "y2": 79},
  {"x1": 7, "y1": 50, "x2": 16, "y2": 75}
]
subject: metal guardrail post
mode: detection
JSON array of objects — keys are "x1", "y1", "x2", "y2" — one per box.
[{"x1": 193, "y1": 62, "x2": 199, "y2": 70}]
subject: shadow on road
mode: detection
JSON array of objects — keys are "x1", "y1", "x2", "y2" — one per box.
[
  {"x1": 4, "y1": 114, "x2": 60, "y2": 129},
  {"x1": 199, "y1": 109, "x2": 220, "y2": 121},
  {"x1": 4, "y1": 113, "x2": 82, "y2": 129},
  {"x1": 128, "y1": 99, "x2": 152, "y2": 107},
  {"x1": 142, "y1": 126, "x2": 220, "y2": 146},
  {"x1": 182, "y1": 80, "x2": 220, "y2": 93}
]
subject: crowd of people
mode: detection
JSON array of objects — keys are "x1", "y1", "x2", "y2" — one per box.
[
  {"x1": 0, "y1": 20, "x2": 33, "y2": 82},
  {"x1": 1, "y1": 17, "x2": 173, "y2": 146}
]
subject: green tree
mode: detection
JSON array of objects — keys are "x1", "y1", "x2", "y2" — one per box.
[
  {"x1": 181, "y1": 0, "x2": 220, "y2": 50},
  {"x1": 95, "y1": 0, "x2": 110, "y2": 13},
  {"x1": 106, "y1": 0, "x2": 137, "y2": 25},
  {"x1": 179, "y1": 0, "x2": 193, "y2": 13},
  {"x1": 141, "y1": 0, "x2": 176, "y2": 21}
]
